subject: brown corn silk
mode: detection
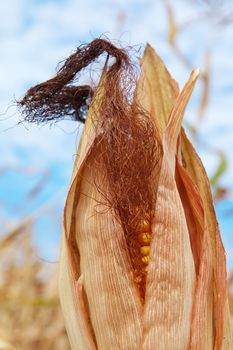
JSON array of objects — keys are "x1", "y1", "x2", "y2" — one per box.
[
  {"x1": 19, "y1": 39, "x2": 159, "y2": 298},
  {"x1": 86, "y1": 43, "x2": 162, "y2": 299},
  {"x1": 20, "y1": 39, "x2": 232, "y2": 349},
  {"x1": 19, "y1": 39, "x2": 131, "y2": 124}
]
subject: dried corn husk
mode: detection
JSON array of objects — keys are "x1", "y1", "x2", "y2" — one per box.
[{"x1": 59, "y1": 43, "x2": 232, "y2": 349}]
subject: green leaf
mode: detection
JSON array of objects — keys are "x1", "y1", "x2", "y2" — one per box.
[{"x1": 210, "y1": 152, "x2": 228, "y2": 187}]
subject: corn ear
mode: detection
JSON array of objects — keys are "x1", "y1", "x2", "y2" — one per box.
[{"x1": 59, "y1": 43, "x2": 233, "y2": 350}]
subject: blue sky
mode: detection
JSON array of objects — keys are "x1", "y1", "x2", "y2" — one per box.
[{"x1": 1, "y1": 0, "x2": 233, "y2": 268}]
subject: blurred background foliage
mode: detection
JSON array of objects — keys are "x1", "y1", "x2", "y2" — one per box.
[
  {"x1": 0, "y1": 220, "x2": 69, "y2": 350},
  {"x1": 0, "y1": 0, "x2": 233, "y2": 348}
]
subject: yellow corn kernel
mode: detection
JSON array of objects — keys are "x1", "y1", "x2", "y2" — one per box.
[
  {"x1": 139, "y1": 219, "x2": 151, "y2": 232},
  {"x1": 138, "y1": 232, "x2": 151, "y2": 244},
  {"x1": 140, "y1": 246, "x2": 150, "y2": 256},
  {"x1": 143, "y1": 265, "x2": 148, "y2": 273},
  {"x1": 142, "y1": 255, "x2": 150, "y2": 264}
]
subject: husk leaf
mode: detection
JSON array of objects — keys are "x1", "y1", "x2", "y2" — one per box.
[
  {"x1": 138, "y1": 44, "x2": 179, "y2": 143},
  {"x1": 59, "y1": 74, "x2": 103, "y2": 350},
  {"x1": 180, "y1": 129, "x2": 233, "y2": 349},
  {"x1": 140, "y1": 65, "x2": 198, "y2": 349},
  {"x1": 59, "y1": 70, "x2": 143, "y2": 350},
  {"x1": 138, "y1": 45, "x2": 232, "y2": 349}
]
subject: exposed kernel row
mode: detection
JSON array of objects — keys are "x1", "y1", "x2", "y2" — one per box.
[{"x1": 134, "y1": 214, "x2": 152, "y2": 292}]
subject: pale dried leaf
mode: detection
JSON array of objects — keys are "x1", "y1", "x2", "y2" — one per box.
[
  {"x1": 198, "y1": 51, "x2": 211, "y2": 120},
  {"x1": 176, "y1": 163, "x2": 213, "y2": 349},
  {"x1": 59, "y1": 75, "x2": 106, "y2": 350},
  {"x1": 59, "y1": 236, "x2": 96, "y2": 350},
  {"x1": 180, "y1": 129, "x2": 233, "y2": 348},
  {"x1": 141, "y1": 72, "x2": 199, "y2": 349},
  {"x1": 165, "y1": 69, "x2": 199, "y2": 157},
  {"x1": 60, "y1": 70, "x2": 143, "y2": 349},
  {"x1": 165, "y1": 0, "x2": 177, "y2": 45},
  {"x1": 75, "y1": 151, "x2": 142, "y2": 349},
  {"x1": 143, "y1": 150, "x2": 196, "y2": 348},
  {"x1": 138, "y1": 44, "x2": 179, "y2": 142}
]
